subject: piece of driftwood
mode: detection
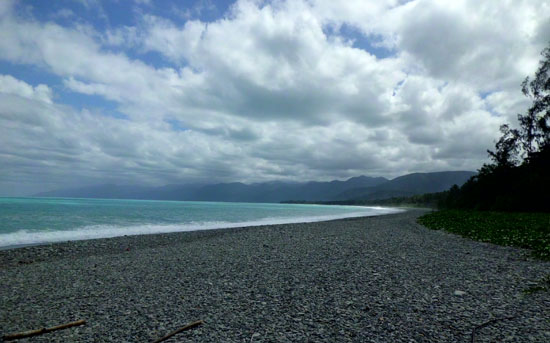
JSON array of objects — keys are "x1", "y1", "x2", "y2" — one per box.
[
  {"x1": 152, "y1": 320, "x2": 204, "y2": 343},
  {"x1": 470, "y1": 316, "x2": 516, "y2": 343},
  {"x1": 2, "y1": 319, "x2": 86, "y2": 341}
]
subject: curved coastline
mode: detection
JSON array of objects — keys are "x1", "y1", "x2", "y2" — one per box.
[
  {"x1": 0, "y1": 205, "x2": 402, "y2": 250},
  {"x1": 1, "y1": 210, "x2": 549, "y2": 342}
]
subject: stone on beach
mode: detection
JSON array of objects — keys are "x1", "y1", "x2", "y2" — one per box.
[{"x1": 1, "y1": 210, "x2": 549, "y2": 342}]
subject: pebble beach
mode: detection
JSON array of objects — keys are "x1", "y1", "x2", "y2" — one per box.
[{"x1": 1, "y1": 210, "x2": 549, "y2": 342}]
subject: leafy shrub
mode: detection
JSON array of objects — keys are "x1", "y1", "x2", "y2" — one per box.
[{"x1": 418, "y1": 210, "x2": 550, "y2": 259}]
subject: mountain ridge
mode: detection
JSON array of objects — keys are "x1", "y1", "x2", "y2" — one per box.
[
  {"x1": 34, "y1": 171, "x2": 475, "y2": 203},
  {"x1": 333, "y1": 171, "x2": 476, "y2": 200}
]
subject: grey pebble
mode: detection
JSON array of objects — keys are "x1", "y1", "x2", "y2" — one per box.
[{"x1": 0, "y1": 210, "x2": 549, "y2": 342}]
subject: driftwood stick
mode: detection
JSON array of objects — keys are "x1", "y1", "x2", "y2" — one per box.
[
  {"x1": 2, "y1": 319, "x2": 86, "y2": 341},
  {"x1": 152, "y1": 320, "x2": 204, "y2": 343},
  {"x1": 470, "y1": 316, "x2": 516, "y2": 343}
]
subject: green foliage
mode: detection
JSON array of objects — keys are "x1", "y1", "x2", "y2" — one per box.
[
  {"x1": 489, "y1": 45, "x2": 550, "y2": 164},
  {"x1": 488, "y1": 124, "x2": 521, "y2": 167},
  {"x1": 418, "y1": 210, "x2": 550, "y2": 260},
  {"x1": 519, "y1": 46, "x2": 550, "y2": 156}
]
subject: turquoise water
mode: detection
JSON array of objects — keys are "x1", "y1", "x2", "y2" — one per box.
[{"x1": 0, "y1": 197, "x2": 401, "y2": 247}]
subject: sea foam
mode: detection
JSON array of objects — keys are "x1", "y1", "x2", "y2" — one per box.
[{"x1": 0, "y1": 208, "x2": 402, "y2": 248}]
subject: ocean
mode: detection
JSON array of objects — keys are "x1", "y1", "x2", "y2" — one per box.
[{"x1": 0, "y1": 197, "x2": 401, "y2": 248}]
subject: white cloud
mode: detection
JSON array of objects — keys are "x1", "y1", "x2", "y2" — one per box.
[
  {"x1": 0, "y1": 74, "x2": 53, "y2": 103},
  {"x1": 0, "y1": 0, "x2": 548, "y2": 195},
  {"x1": 140, "y1": 15, "x2": 205, "y2": 63},
  {"x1": 0, "y1": 0, "x2": 15, "y2": 17}
]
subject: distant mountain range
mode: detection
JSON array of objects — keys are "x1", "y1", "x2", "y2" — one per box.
[{"x1": 34, "y1": 171, "x2": 476, "y2": 203}]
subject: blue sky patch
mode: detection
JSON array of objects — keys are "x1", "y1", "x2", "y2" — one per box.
[
  {"x1": 166, "y1": 118, "x2": 189, "y2": 131},
  {"x1": 324, "y1": 23, "x2": 394, "y2": 59}
]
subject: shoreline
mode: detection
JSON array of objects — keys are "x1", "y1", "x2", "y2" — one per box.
[
  {"x1": 0, "y1": 206, "x2": 404, "y2": 252},
  {"x1": 1, "y1": 210, "x2": 549, "y2": 342},
  {"x1": 0, "y1": 212, "x2": 403, "y2": 267}
]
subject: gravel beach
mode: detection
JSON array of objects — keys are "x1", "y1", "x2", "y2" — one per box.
[{"x1": 1, "y1": 209, "x2": 549, "y2": 342}]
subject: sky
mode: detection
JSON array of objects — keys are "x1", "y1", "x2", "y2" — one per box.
[{"x1": 1, "y1": 0, "x2": 549, "y2": 196}]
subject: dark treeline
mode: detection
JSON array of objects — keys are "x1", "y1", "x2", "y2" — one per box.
[
  {"x1": 441, "y1": 149, "x2": 549, "y2": 211},
  {"x1": 442, "y1": 45, "x2": 550, "y2": 212},
  {"x1": 282, "y1": 192, "x2": 447, "y2": 208}
]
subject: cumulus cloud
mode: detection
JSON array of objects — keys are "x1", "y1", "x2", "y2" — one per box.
[
  {"x1": 0, "y1": 75, "x2": 53, "y2": 103},
  {"x1": 0, "y1": 78, "x2": 264, "y2": 194},
  {"x1": 0, "y1": 0, "x2": 548, "y2": 195}
]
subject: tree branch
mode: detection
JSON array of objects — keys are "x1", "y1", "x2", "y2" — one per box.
[
  {"x1": 152, "y1": 320, "x2": 204, "y2": 343},
  {"x1": 2, "y1": 319, "x2": 86, "y2": 341}
]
